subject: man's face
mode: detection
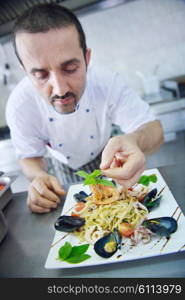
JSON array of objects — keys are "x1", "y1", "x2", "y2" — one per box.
[{"x1": 15, "y1": 26, "x2": 91, "y2": 114}]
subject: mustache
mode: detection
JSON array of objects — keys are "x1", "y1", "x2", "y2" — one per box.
[{"x1": 51, "y1": 92, "x2": 75, "y2": 102}]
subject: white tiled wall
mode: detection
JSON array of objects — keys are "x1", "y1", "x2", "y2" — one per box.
[
  {"x1": 0, "y1": 42, "x2": 23, "y2": 127},
  {"x1": 80, "y1": 0, "x2": 185, "y2": 91}
]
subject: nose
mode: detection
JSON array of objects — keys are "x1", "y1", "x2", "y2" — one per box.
[{"x1": 50, "y1": 72, "x2": 69, "y2": 96}]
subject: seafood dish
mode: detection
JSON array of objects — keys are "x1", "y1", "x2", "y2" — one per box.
[
  {"x1": 45, "y1": 168, "x2": 185, "y2": 269},
  {"x1": 54, "y1": 181, "x2": 177, "y2": 258}
]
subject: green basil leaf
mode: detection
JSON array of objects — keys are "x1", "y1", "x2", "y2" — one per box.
[
  {"x1": 75, "y1": 171, "x2": 89, "y2": 178},
  {"x1": 138, "y1": 174, "x2": 158, "y2": 186},
  {"x1": 143, "y1": 179, "x2": 150, "y2": 186},
  {"x1": 58, "y1": 242, "x2": 72, "y2": 260},
  {"x1": 138, "y1": 175, "x2": 148, "y2": 183},
  {"x1": 89, "y1": 169, "x2": 102, "y2": 178},
  {"x1": 149, "y1": 174, "x2": 157, "y2": 183},
  {"x1": 65, "y1": 254, "x2": 91, "y2": 264},
  {"x1": 84, "y1": 177, "x2": 96, "y2": 185},
  {"x1": 70, "y1": 244, "x2": 89, "y2": 257},
  {"x1": 138, "y1": 175, "x2": 150, "y2": 186},
  {"x1": 75, "y1": 169, "x2": 117, "y2": 188},
  {"x1": 96, "y1": 178, "x2": 115, "y2": 187}
]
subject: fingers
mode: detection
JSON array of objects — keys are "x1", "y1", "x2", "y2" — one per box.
[
  {"x1": 27, "y1": 186, "x2": 59, "y2": 212},
  {"x1": 102, "y1": 151, "x2": 145, "y2": 179},
  {"x1": 27, "y1": 175, "x2": 65, "y2": 214},
  {"x1": 100, "y1": 137, "x2": 121, "y2": 169},
  {"x1": 110, "y1": 153, "x2": 128, "y2": 168},
  {"x1": 33, "y1": 178, "x2": 61, "y2": 204},
  {"x1": 48, "y1": 176, "x2": 66, "y2": 196},
  {"x1": 114, "y1": 165, "x2": 145, "y2": 189},
  {"x1": 101, "y1": 151, "x2": 146, "y2": 188},
  {"x1": 27, "y1": 202, "x2": 51, "y2": 214}
]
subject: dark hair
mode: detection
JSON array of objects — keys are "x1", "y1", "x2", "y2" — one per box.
[{"x1": 12, "y1": 3, "x2": 87, "y2": 65}]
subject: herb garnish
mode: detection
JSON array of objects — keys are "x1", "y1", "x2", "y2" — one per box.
[
  {"x1": 58, "y1": 242, "x2": 91, "y2": 264},
  {"x1": 138, "y1": 174, "x2": 157, "y2": 186},
  {"x1": 75, "y1": 169, "x2": 115, "y2": 187}
]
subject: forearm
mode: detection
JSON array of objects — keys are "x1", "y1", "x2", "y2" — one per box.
[
  {"x1": 129, "y1": 120, "x2": 164, "y2": 155},
  {"x1": 20, "y1": 157, "x2": 48, "y2": 181}
]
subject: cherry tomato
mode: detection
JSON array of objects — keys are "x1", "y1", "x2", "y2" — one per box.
[{"x1": 118, "y1": 222, "x2": 134, "y2": 237}]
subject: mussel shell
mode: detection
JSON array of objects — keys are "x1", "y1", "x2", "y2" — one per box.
[
  {"x1": 112, "y1": 228, "x2": 122, "y2": 249},
  {"x1": 111, "y1": 180, "x2": 116, "y2": 186},
  {"x1": 143, "y1": 188, "x2": 157, "y2": 201},
  {"x1": 144, "y1": 196, "x2": 162, "y2": 212},
  {"x1": 54, "y1": 215, "x2": 85, "y2": 232},
  {"x1": 143, "y1": 188, "x2": 161, "y2": 211},
  {"x1": 73, "y1": 191, "x2": 89, "y2": 203},
  {"x1": 94, "y1": 229, "x2": 122, "y2": 258},
  {"x1": 142, "y1": 217, "x2": 177, "y2": 237}
]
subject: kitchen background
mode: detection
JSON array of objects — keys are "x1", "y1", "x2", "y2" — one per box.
[{"x1": 0, "y1": 0, "x2": 185, "y2": 192}]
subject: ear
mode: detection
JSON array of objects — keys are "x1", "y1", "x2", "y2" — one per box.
[{"x1": 85, "y1": 48, "x2": 91, "y2": 66}]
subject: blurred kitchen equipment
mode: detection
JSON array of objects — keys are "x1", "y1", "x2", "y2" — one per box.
[
  {"x1": 0, "y1": 139, "x2": 21, "y2": 173},
  {"x1": 0, "y1": 175, "x2": 14, "y2": 210},
  {"x1": 136, "y1": 71, "x2": 160, "y2": 97},
  {"x1": 3, "y1": 63, "x2": 10, "y2": 86},
  {"x1": 161, "y1": 75, "x2": 185, "y2": 99},
  {"x1": 0, "y1": 210, "x2": 8, "y2": 243},
  {"x1": 0, "y1": 172, "x2": 17, "y2": 243}
]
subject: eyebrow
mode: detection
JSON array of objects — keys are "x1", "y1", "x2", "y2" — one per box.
[
  {"x1": 30, "y1": 68, "x2": 46, "y2": 74},
  {"x1": 30, "y1": 58, "x2": 81, "y2": 74},
  {"x1": 61, "y1": 58, "x2": 80, "y2": 68}
]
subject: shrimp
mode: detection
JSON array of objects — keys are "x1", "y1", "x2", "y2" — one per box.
[{"x1": 87, "y1": 184, "x2": 120, "y2": 205}]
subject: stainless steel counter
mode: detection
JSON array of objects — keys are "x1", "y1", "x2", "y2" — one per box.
[{"x1": 0, "y1": 162, "x2": 185, "y2": 278}]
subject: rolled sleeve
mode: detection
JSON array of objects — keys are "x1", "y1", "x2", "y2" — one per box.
[
  {"x1": 6, "y1": 95, "x2": 47, "y2": 160},
  {"x1": 12, "y1": 133, "x2": 47, "y2": 160}
]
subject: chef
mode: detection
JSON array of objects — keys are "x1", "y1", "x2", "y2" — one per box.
[{"x1": 6, "y1": 3, "x2": 164, "y2": 213}]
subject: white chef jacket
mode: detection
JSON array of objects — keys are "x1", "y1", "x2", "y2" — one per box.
[{"x1": 6, "y1": 65, "x2": 156, "y2": 169}]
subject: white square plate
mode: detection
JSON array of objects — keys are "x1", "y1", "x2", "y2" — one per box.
[{"x1": 45, "y1": 168, "x2": 185, "y2": 269}]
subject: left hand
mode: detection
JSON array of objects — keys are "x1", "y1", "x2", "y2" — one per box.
[{"x1": 100, "y1": 134, "x2": 146, "y2": 188}]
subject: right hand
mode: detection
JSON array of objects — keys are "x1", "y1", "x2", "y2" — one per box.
[
  {"x1": 27, "y1": 173, "x2": 66, "y2": 213},
  {"x1": 100, "y1": 134, "x2": 146, "y2": 189}
]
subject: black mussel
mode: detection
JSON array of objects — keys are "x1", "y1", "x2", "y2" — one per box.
[
  {"x1": 111, "y1": 180, "x2": 116, "y2": 186},
  {"x1": 143, "y1": 188, "x2": 161, "y2": 211},
  {"x1": 54, "y1": 215, "x2": 85, "y2": 232},
  {"x1": 94, "y1": 229, "x2": 122, "y2": 258},
  {"x1": 113, "y1": 228, "x2": 122, "y2": 249},
  {"x1": 73, "y1": 191, "x2": 89, "y2": 203},
  {"x1": 142, "y1": 217, "x2": 177, "y2": 238}
]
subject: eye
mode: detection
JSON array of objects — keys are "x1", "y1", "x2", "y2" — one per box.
[
  {"x1": 66, "y1": 69, "x2": 76, "y2": 73},
  {"x1": 34, "y1": 71, "x2": 48, "y2": 80},
  {"x1": 64, "y1": 66, "x2": 78, "y2": 74}
]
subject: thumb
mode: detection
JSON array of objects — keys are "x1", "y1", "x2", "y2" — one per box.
[
  {"x1": 49, "y1": 176, "x2": 66, "y2": 196},
  {"x1": 100, "y1": 138, "x2": 120, "y2": 169}
]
